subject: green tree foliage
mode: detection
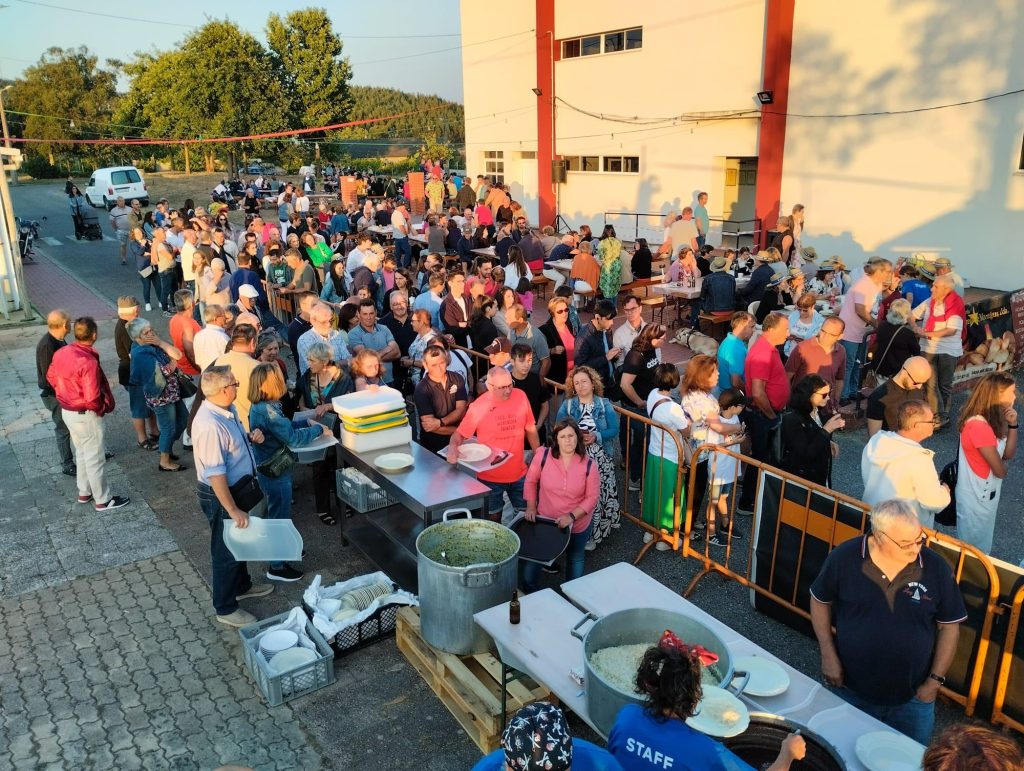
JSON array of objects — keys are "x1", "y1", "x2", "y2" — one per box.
[
  {"x1": 339, "y1": 86, "x2": 464, "y2": 142},
  {"x1": 6, "y1": 47, "x2": 118, "y2": 163},
  {"x1": 266, "y1": 8, "x2": 352, "y2": 133},
  {"x1": 116, "y1": 21, "x2": 289, "y2": 169}
]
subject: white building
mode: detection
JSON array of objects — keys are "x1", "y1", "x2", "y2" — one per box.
[{"x1": 460, "y1": 0, "x2": 1024, "y2": 291}]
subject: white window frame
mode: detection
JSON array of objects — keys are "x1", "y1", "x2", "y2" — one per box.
[
  {"x1": 561, "y1": 27, "x2": 642, "y2": 60},
  {"x1": 563, "y1": 155, "x2": 640, "y2": 175},
  {"x1": 484, "y1": 150, "x2": 505, "y2": 185}
]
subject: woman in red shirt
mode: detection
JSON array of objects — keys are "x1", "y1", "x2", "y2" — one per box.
[
  {"x1": 522, "y1": 419, "x2": 600, "y2": 592},
  {"x1": 168, "y1": 290, "x2": 201, "y2": 378},
  {"x1": 956, "y1": 372, "x2": 1017, "y2": 554}
]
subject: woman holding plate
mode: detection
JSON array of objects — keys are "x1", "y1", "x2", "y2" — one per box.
[{"x1": 609, "y1": 642, "x2": 806, "y2": 771}]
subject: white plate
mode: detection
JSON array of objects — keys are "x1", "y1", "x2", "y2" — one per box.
[
  {"x1": 855, "y1": 731, "x2": 925, "y2": 771},
  {"x1": 458, "y1": 444, "x2": 491, "y2": 462},
  {"x1": 374, "y1": 452, "x2": 414, "y2": 473},
  {"x1": 290, "y1": 432, "x2": 339, "y2": 452},
  {"x1": 733, "y1": 655, "x2": 790, "y2": 697},
  {"x1": 268, "y1": 647, "x2": 317, "y2": 674},
  {"x1": 685, "y1": 686, "x2": 750, "y2": 738},
  {"x1": 259, "y1": 629, "x2": 298, "y2": 655}
]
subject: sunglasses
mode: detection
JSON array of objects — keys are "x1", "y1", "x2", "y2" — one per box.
[{"x1": 555, "y1": 308, "x2": 569, "y2": 315}]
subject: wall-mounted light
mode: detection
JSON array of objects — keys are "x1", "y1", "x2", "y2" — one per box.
[
  {"x1": 531, "y1": 87, "x2": 543, "y2": 96},
  {"x1": 757, "y1": 91, "x2": 774, "y2": 105}
]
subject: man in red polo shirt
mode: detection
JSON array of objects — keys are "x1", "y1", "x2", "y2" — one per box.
[
  {"x1": 784, "y1": 316, "x2": 847, "y2": 415},
  {"x1": 737, "y1": 311, "x2": 791, "y2": 511}
]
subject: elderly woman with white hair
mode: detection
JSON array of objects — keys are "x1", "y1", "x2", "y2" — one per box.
[
  {"x1": 910, "y1": 274, "x2": 966, "y2": 429},
  {"x1": 203, "y1": 257, "x2": 232, "y2": 308},
  {"x1": 810, "y1": 498, "x2": 967, "y2": 745},
  {"x1": 127, "y1": 317, "x2": 188, "y2": 472},
  {"x1": 870, "y1": 298, "x2": 921, "y2": 381}
]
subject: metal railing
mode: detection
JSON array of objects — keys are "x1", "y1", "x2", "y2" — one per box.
[{"x1": 992, "y1": 583, "x2": 1024, "y2": 732}]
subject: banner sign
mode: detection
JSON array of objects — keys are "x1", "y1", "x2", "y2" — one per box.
[{"x1": 953, "y1": 290, "x2": 1022, "y2": 390}]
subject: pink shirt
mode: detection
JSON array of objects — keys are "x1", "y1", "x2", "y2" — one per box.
[
  {"x1": 475, "y1": 204, "x2": 494, "y2": 227},
  {"x1": 524, "y1": 450, "x2": 600, "y2": 533},
  {"x1": 838, "y1": 275, "x2": 880, "y2": 343}
]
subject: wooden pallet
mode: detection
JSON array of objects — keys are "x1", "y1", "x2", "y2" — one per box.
[{"x1": 395, "y1": 606, "x2": 555, "y2": 753}]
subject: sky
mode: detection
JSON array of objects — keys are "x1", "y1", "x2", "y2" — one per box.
[{"x1": 0, "y1": 0, "x2": 466, "y2": 102}]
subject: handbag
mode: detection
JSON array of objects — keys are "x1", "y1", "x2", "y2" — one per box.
[
  {"x1": 257, "y1": 445, "x2": 298, "y2": 479},
  {"x1": 935, "y1": 459, "x2": 958, "y2": 526},
  {"x1": 862, "y1": 326, "x2": 902, "y2": 390},
  {"x1": 174, "y1": 370, "x2": 198, "y2": 399},
  {"x1": 138, "y1": 265, "x2": 154, "y2": 279}
]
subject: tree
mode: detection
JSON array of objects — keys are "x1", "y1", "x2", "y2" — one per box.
[
  {"x1": 7, "y1": 47, "x2": 118, "y2": 164},
  {"x1": 117, "y1": 21, "x2": 289, "y2": 172},
  {"x1": 340, "y1": 86, "x2": 464, "y2": 142},
  {"x1": 266, "y1": 8, "x2": 352, "y2": 133}
]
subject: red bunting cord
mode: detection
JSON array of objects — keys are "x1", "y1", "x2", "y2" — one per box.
[{"x1": 7, "y1": 104, "x2": 449, "y2": 146}]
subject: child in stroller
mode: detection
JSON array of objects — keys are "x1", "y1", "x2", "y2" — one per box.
[{"x1": 79, "y1": 209, "x2": 103, "y2": 240}]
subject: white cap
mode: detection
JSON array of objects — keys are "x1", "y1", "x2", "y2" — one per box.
[{"x1": 239, "y1": 284, "x2": 259, "y2": 299}]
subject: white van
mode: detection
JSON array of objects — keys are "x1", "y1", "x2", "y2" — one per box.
[{"x1": 85, "y1": 166, "x2": 149, "y2": 209}]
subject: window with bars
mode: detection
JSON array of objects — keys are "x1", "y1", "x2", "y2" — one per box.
[{"x1": 562, "y1": 27, "x2": 642, "y2": 59}]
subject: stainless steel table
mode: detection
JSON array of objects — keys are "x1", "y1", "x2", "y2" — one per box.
[{"x1": 334, "y1": 441, "x2": 492, "y2": 592}]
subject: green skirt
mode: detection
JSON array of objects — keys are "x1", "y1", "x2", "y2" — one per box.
[{"x1": 640, "y1": 453, "x2": 684, "y2": 534}]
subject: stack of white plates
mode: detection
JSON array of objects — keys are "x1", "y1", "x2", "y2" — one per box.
[
  {"x1": 340, "y1": 581, "x2": 393, "y2": 611},
  {"x1": 259, "y1": 629, "x2": 297, "y2": 660}
]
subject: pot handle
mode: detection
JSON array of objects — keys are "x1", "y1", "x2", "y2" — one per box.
[
  {"x1": 725, "y1": 668, "x2": 751, "y2": 697},
  {"x1": 570, "y1": 612, "x2": 598, "y2": 641},
  {"x1": 459, "y1": 563, "x2": 496, "y2": 587},
  {"x1": 443, "y1": 508, "x2": 472, "y2": 522}
]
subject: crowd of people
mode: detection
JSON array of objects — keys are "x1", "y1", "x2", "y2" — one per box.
[{"x1": 42, "y1": 174, "x2": 1020, "y2": 761}]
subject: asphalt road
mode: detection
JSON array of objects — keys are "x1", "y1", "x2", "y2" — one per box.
[{"x1": 13, "y1": 179, "x2": 1024, "y2": 757}]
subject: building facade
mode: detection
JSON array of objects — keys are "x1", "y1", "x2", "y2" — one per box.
[{"x1": 460, "y1": 0, "x2": 1024, "y2": 290}]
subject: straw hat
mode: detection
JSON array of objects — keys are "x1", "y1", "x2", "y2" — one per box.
[
  {"x1": 801, "y1": 246, "x2": 817, "y2": 260},
  {"x1": 710, "y1": 256, "x2": 728, "y2": 272}
]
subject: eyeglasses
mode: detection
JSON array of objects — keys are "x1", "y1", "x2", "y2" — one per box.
[
  {"x1": 624, "y1": 305, "x2": 641, "y2": 313},
  {"x1": 493, "y1": 382, "x2": 515, "y2": 390},
  {"x1": 900, "y1": 367, "x2": 927, "y2": 387},
  {"x1": 224, "y1": 381, "x2": 240, "y2": 390},
  {"x1": 876, "y1": 529, "x2": 927, "y2": 550},
  {"x1": 913, "y1": 418, "x2": 941, "y2": 428},
  {"x1": 814, "y1": 389, "x2": 831, "y2": 397}
]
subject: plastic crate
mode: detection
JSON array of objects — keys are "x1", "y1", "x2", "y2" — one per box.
[
  {"x1": 239, "y1": 611, "x2": 335, "y2": 706},
  {"x1": 303, "y1": 600, "x2": 402, "y2": 657},
  {"x1": 336, "y1": 469, "x2": 397, "y2": 513}
]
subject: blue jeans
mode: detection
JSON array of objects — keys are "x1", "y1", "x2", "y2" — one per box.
[
  {"x1": 197, "y1": 483, "x2": 253, "y2": 616},
  {"x1": 154, "y1": 400, "x2": 187, "y2": 454},
  {"x1": 139, "y1": 271, "x2": 158, "y2": 306},
  {"x1": 738, "y1": 409, "x2": 780, "y2": 510},
  {"x1": 186, "y1": 280, "x2": 201, "y2": 323},
  {"x1": 840, "y1": 338, "x2": 865, "y2": 399},
  {"x1": 833, "y1": 686, "x2": 935, "y2": 746},
  {"x1": 257, "y1": 471, "x2": 293, "y2": 570},
  {"x1": 159, "y1": 270, "x2": 176, "y2": 312},
  {"x1": 483, "y1": 476, "x2": 526, "y2": 521},
  {"x1": 394, "y1": 236, "x2": 411, "y2": 269},
  {"x1": 521, "y1": 517, "x2": 593, "y2": 593}
]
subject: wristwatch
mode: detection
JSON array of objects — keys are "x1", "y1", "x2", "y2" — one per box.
[{"x1": 928, "y1": 673, "x2": 946, "y2": 686}]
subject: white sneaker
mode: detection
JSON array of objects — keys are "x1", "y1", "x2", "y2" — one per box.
[
  {"x1": 145, "y1": 303, "x2": 152, "y2": 312},
  {"x1": 584, "y1": 539, "x2": 597, "y2": 552}
]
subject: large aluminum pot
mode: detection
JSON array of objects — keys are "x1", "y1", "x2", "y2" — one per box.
[
  {"x1": 416, "y1": 509, "x2": 520, "y2": 654},
  {"x1": 571, "y1": 607, "x2": 749, "y2": 737}
]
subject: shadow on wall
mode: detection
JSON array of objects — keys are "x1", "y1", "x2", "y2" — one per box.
[{"x1": 791, "y1": 0, "x2": 1024, "y2": 291}]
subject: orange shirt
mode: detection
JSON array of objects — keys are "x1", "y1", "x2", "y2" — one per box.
[{"x1": 169, "y1": 314, "x2": 202, "y2": 376}]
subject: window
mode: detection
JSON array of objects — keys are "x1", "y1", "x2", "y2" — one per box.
[
  {"x1": 604, "y1": 32, "x2": 624, "y2": 53},
  {"x1": 561, "y1": 27, "x2": 642, "y2": 59},
  {"x1": 111, "y1": 169, "x2": 141, "y2": 184},
  {"x1": 581, "y1": 35, "x2": 601, "y2": 56},
  {"x1": 603, "y1": 156, "x2": 639, "y2": 173},
  {"x1": 562, "y1": 155, "x2": 638, "y2": 174},
  {"x1": 484, "y1": 150, "x2": 504, "y2": 185},
  {"x1": 520, "y1": 151, "x2": 536, "y2": 159}
]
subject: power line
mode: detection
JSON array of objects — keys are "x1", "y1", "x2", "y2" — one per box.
[
  {"x1": 12, "y1": 0, "x2": 195, "y2": 28},
  {"x1": 348, "y1": 30, "x2": 533, "y2": 67}
]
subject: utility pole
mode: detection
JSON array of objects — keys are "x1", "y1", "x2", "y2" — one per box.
[{"x1": 0, "y1": 85, "x2": 17, "y2": 186}]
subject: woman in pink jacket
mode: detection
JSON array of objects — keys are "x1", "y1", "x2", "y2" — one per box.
[{"x1": 522, "y1": 418, "x2": 600, "y2": 592}]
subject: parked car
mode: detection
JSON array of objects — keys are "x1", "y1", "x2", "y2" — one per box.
[{"x1": 84, "y1": 166, "x2": 148, "y2": 209}]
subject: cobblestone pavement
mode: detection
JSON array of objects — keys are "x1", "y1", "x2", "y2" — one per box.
[{"x1": 0, "y1": 551, "x2": 320, "y2": 770}]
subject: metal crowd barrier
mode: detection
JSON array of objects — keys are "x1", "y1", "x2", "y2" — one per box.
[
  {"x1": 677, "y1": 444, "x2": 1005, "y2": 719},
  {"x1": 265, "y1": 282, "x2": 295, "y2": 325},
  {"x1": 992, "y1": 582, "x2": 1024, "y2": 731}
]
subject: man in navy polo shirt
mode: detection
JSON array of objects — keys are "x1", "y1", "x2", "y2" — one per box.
[{"x1": 809, "y1": 499, "x2": 967, "y2": 745}]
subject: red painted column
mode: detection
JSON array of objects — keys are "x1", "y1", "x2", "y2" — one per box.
[
  {"x1": 536, "y1": 0, "x2": 556, "y2": 227},
  {"x1": 755, "y1": 0, "x2": 796, "y2": 248}
]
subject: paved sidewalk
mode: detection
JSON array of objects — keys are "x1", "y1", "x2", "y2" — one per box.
[{"x1": 21, "y1": 256, "x2": 116, "y2": 321}]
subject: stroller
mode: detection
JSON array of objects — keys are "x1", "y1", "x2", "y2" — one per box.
[{"x1": 79, "y1": 209, "x2": 103, "y2": 241}]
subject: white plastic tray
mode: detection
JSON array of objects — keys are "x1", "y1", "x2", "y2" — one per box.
[
  {"x1": 224, "y1": 516, "x2": 304, "y2": 562},
  {"x1": 331, "y1": 387, "x2": 405, "y2": 419}
]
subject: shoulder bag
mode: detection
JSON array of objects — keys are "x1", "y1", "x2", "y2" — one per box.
[
  {"x1": 257, "y1": 445, "x2": 298, "y2": 479},
  {"x1": 862, "y1": 326, "x2": 902, "y2": 390},
  {"x1": 228, "y1": 419, "x2": 266, "y2": 514},
  {"x1": 175, "y1": 370, "x2": 198, "y2": 399},
  {"x1": 935, "y1": 458, "x2": 958, "y2": 527}
]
